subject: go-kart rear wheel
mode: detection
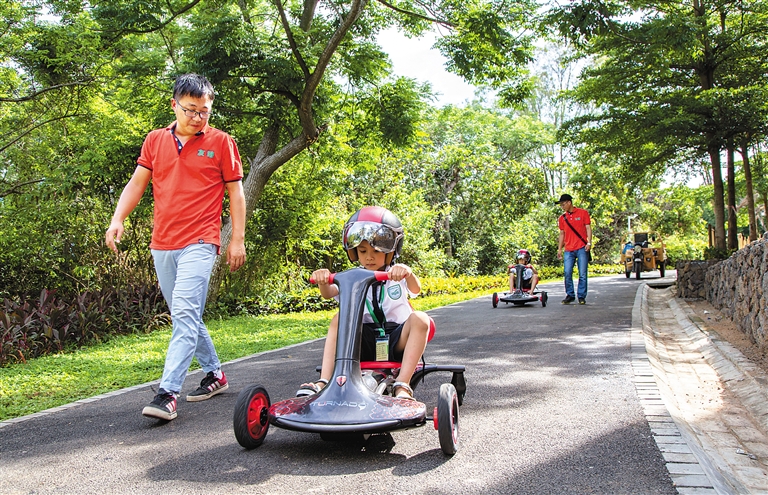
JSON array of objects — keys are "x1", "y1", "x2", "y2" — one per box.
[
  {"x1": 233, "y1": 384, "x2": 270, "y2": 449},
  {"x1": 541, "y1": 291, "x2": 548, "y2": 307},
  {"x1": 492, "y1": 292, "x2": 499, "y2": 308},
  {"x1": 436, "y1": 383, "x2": 459, "y2": 455},
  {"x1": 625, "y1": 270, "x2": 631, "y2": 278}
]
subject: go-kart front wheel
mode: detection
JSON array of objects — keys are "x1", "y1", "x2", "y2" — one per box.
[
  {"x1": 436, "y1": 383, "x2": 459, "y2": 455},
  {"x1": 541, "y1": 291, "x2": 548, "y2": 307},
  {"x1": 233, "y1": 384, "x2": 271, "y2": 449}
]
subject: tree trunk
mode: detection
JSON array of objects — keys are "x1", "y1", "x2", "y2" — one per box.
[
  {"x1": 442, "y1": 214, "x2": 453, "y2": 258},
  {"x1": 707, "y1": 143, "x2": 727, "y2": 251},
  {"x1": 761, "y1": 192, "x2": 768, "y2": 236},
  {"x1": 726, "y1": 144, "x2": 738, "y2": 250},
  {"x1": 206, "y1": 0, "x2": 369, "y2": 303},
  {"x1": 207, "y1": 126, "x2": 310, "y2": 303},
  {"x1": 755, "y1": 152, "x2": 768, "y2": 235},
  {"x1": 693, "y1": 4, "x2": 725, "y2": 251},
  {"x1": 300, "y1": 0, "x2": 319, "y2": 31},
  {"x1": 739, "y1": 138, "x2": 758, "y2": 242},
  {"x1": 441, "y1": 165, "x2": 460, "y2": 259}
]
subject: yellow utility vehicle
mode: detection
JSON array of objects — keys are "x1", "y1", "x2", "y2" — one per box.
[{"x1": 620, "y1": 232, "x2": 667, "y2": 279}]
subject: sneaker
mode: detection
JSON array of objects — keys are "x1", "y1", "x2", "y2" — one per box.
[
  {"x1": 186, "y1": 371, "x2": 229, "y2": 402},
  {"x1": 578, "y1": 298, "x2": 586, "y2": 305},
  {"x1": 142, "y1": 389, "x2": 177, "y2": 421},
  {"x1": 561, "y1": 295, "x2": 576, "y2": 304}
]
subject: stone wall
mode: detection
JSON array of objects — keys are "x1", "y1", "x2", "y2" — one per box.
[
  {"x1": 705, "y1": 238, "x2": 768, "y2": 349},
  {"x1": 676, "y1": 260, "x2": 720, "y2": 299}
]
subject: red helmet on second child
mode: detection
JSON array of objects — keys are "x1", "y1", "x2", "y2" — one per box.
[
  {"x1": 342, "y1": 206, "x2": 404, "y2": 266},
  {"x1": 516, "y1": 249, "x2": 531, "y2": 264}
]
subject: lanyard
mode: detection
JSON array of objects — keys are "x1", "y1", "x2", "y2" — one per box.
[{"x1": 365, "y1": 282, "x2": 387, "y2": 326}]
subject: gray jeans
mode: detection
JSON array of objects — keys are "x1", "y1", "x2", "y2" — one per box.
[{"x1": 152, "y1": 243, "x2": 220, "y2": 393}]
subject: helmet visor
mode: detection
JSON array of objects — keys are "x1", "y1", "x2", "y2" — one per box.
[{"x1": 343, "y1": 221, "x2": 401, "y2": 254}]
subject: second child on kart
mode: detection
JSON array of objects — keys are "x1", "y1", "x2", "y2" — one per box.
[
  {"x1": 298, "y1": 206, "x2": 431, "y2": 401},
  {"x1": 509, "y1": 249, "x2": 539, "y2": 293}
]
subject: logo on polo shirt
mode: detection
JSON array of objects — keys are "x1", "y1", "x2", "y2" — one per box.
[
  {"x1": 387, "y1": 284, "x2": 403, "y2": 300},
  {"x1": 197, "y1": 149, "x2": 215, "y2": 158}
]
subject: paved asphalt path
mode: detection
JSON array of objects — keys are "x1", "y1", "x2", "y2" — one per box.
[{"x1": 1, "y1": 275, "x2": 676, "y2": 495}]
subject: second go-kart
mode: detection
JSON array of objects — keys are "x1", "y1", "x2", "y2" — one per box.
[
  {"x1": 492, "y1": 263, "x2": 548, "y2": 308},
  {"x1": 233, "y1": 268, "x2": 467, "y2": 455}
]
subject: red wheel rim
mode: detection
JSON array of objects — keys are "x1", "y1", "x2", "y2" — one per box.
[
  {"x1": 246, "y1": 392, "x2": 269, "y2": 440},
  {"x1": 450, "y1": 394, "x2": 459, "y2": 443}
]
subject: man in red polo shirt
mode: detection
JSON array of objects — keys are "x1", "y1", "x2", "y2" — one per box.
[
  {"x1": 556, "y1": 194, "x2": 592, "y2": 305},
  {"x1": 105, "y1": 74, "x2": 246, "y2": 421}
]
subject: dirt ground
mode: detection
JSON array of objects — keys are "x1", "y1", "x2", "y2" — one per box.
[{"x1": 684, "y1": 298, "x2": 768, "y2": 375}]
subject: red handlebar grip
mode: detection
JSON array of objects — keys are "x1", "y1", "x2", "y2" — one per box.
[
  {"x1": 309, "y1": 273, "x2": 337, "y2": 285},
  {"x1": 310, "y1": 271, "x2": 387, "y2": 284}
]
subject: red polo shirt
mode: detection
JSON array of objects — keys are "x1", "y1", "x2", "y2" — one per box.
[
  {"x1": 558, "y1": 207, "x2": 591, "y2": 252},
  {"x1": 137, "y1": 122, "x2": 243, "y2": 251}
]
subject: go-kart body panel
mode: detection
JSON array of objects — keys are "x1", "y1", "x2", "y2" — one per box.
[
  {"x1": 269, "y1": 391, "x2": 427, "y2": 433},
  {"x1": 497, "y1": 291, "x2": 541, "y2": 304}
]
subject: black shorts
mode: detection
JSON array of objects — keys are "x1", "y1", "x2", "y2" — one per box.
[
  {"x1": 521, "y1": 278, "x2": 532, "y2": 289},
  {"x1": 361, "y1": 322, "x2": 404, "y2": 362}
]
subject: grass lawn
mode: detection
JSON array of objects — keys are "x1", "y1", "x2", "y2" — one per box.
[{"x1": 0, "y1": 290, "x2": 494, "y2": 422}]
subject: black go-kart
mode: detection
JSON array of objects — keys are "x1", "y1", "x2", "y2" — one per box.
[
  {"x1": 492, "y1": 263, "x2": 548, "y2": 308},
  {"x1": 233, "y1": 268, "x2": 467, "y2": 455}
]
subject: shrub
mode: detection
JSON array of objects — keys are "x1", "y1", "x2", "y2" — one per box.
[
  {"x1": 206, "y1": 288, "x2": 339, "y2": 318},
  {"x1": 207, "y1": 266, "x2": 625, "y2": 319},
  {"x1": 0, "y1": 285, "x2": 169, "y2": 367}
]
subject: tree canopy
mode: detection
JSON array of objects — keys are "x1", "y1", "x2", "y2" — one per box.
[
  {"x1": 548, "y1": 0, "x2": 768, "y2": 250},
  {"x1": 1, "y1": 0, "x2": 764, "y2": 310}
]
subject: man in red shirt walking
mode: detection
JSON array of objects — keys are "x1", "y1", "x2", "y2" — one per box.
[
  {"x1": 556, "y1": 194, "x2": 592, "y2": 304},
  {"x1": 105, "y1": 73, "x2": 246, "y2": 421}
]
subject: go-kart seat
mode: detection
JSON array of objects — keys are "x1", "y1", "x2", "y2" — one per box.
[
  {"x1": 358, "y1": 316, "x2": 466, "y2": 404},
  {"x1": 360, "y1": 317, "x2": 436, "y2": 371}
]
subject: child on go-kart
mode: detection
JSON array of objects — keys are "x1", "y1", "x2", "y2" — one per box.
[
  {"x1": 509, "y1": 249, "x2": 539, "y2": 293},
  {"x1": 298, "y1": 206, "x2": 431, "y2": 401}
]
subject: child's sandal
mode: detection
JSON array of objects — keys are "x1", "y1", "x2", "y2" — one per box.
[
  {"x1": 393, "y1": 381, "x2": 415, "y2": 401},
  {"x1": 295, "y1": 378, "x2": 329, "y2": 397}
]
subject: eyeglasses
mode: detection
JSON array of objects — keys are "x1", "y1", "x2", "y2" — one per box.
[{"x1": 175, "y1": 101, "x2": 211, "y2": 119}]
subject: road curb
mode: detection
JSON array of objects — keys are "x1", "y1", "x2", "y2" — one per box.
[
  {"x1": 632, "y1": 283, "x2": 724, "y2": 494},
  {"x1": 638, "y1": 282, "x2": 768, "y2": 494},
  {"x1": 672, "y1": 297, "x2": 768, "y2": 435}
]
